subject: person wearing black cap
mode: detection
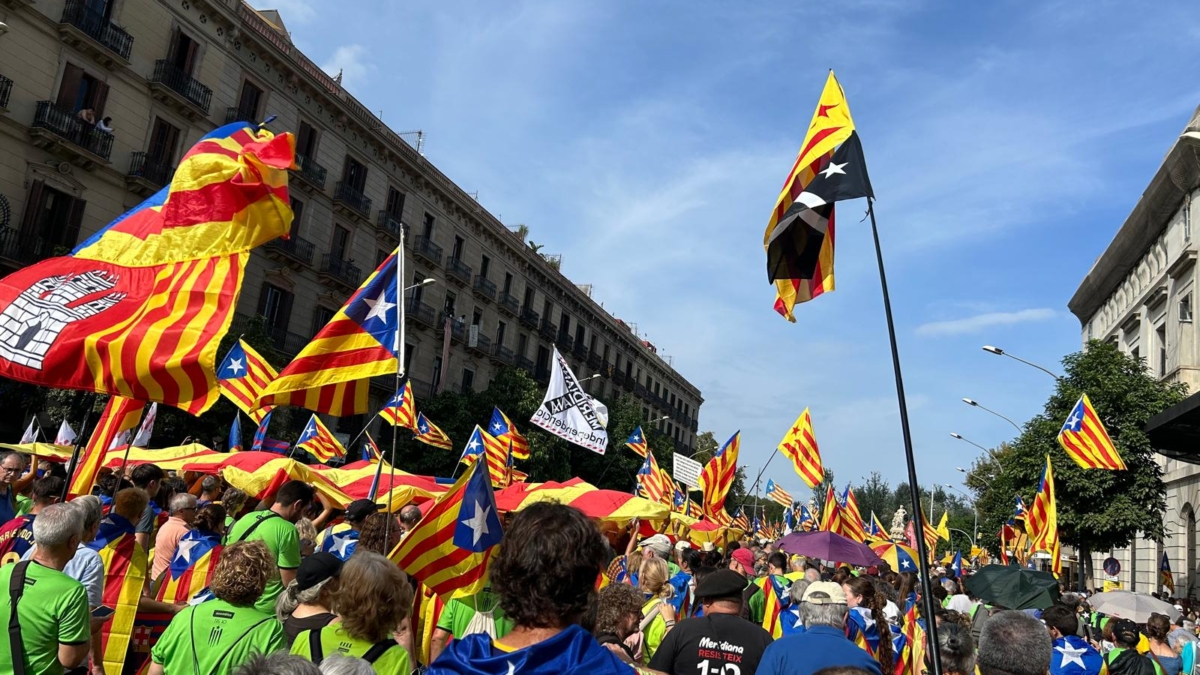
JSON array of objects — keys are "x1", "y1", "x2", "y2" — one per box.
[
  {"x1": 1104, "y1": 620, "x2": 1160, "y2": 675},
  {"x1": 648, "y1": 568, "x2": 774, "y2": 675},
  {"x1": 316, "y1": 498, "x2": 381, "y2": 562},
  {"x1": 277, "y1": 551, "x2": 343, "y2": 644}
]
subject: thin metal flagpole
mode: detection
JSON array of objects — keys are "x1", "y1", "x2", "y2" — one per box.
[
  {"x1": 867, "y1": 198, "x2": 943, "y2": 675},
  {"x1": 383, "y1": 233, "x2": 406, "y2": 544},
  {"x1": 58, "y1": 392, "x2": 97, "y2": 502},
  {"x1": 734, "y1": 446, "x2": 779, "y2": 519}
]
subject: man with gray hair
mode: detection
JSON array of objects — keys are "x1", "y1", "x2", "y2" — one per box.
[
  {"x1": 0, "y1": 451, "x2": 29, "y2": 524},
  {"x1": 198, "y1": 476, "x2": 223, "y2": 506},
  {"x1": 757, "y1": 581, "x2": 882, "y2": 675},
  {"x1": 151, "y1": 492, "x2": 197, "y2": 579},
  {"x1": 0, "y1": 502, "x2": 91, "y2": 674},
  {"x1": 398, "y1": 504, "x2": 422, "y2": 536},
  {"x1": 977, "y1": 609, "x2": 1053, "y2": 675},
  {"x1": 233, "y1": 651, "x2": 321, "y2": 675}
]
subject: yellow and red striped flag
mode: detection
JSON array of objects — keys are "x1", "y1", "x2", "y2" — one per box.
[
  {"x1": 765, "y1": 479, "x2": 793, "y2": 507},
  {"x1": 0, "y1": 123, "x2": 294, "y2": 414},
  {"x1": 89, "y1": 513, "x2": 148, "y2": 674},
  {"x1": 69, "y1": 395, "x2": 143, "y2": 496},
  {"x1": 459, "y1": 426, "x2": 508, "y2": 487},
  {"x1": 698, "y1": 431, "x2": 740, "y2": 522},
  {"x1": 819, "y1": 484, "x2": 844, "y2": 535},
  {"x1": 381, "y1": 380, "x2": 417, "y2": 431},
  {"x1": 779, "y1": 408, "x2": 824, "y2": 489},
  {"x1": 296, "y1": 414, "x2": 346, "y2": 463},
  {"x1": 840, "y1": 486, "x2": 869, "y2": 543},
  {"x1": 636, "y1": 452, "x2": 670, "y2": 504},
  {"x1": 489, "y1": 407, "x2": 530, "y2": 460},
  {"x1": 625, "y1": 426, "x2": 649, "y2": 458},
  {"x1": 1057, "y1": 394, "x2": 1126, "y2": 470},
  {"x1": 414, "y1": 412, "x2": 452, "y2": 450},
  {"x1": 1026, "y1": 455, "x2": 1061, "y2": 577},
  {"x1": 390, "y1": 458, "x2": 502, "y2": 600},
  {"x1": 217, "y1": 339, "x2": 277, "y2": 423}
]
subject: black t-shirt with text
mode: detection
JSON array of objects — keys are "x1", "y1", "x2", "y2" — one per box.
[{"x1": 648, "y1": 612, "x2": 774, "y2": 675}]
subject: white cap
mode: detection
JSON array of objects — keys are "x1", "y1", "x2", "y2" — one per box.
[{"x1": 675, "y1": 540, "x2": 692, "y2": 551}]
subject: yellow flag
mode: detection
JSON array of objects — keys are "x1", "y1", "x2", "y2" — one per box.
[{"x1": 936, "y1": 511, "x2": 950, "y2": 541}]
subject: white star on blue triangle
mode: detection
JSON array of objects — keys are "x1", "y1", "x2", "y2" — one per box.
[
  {"x1": 299, "y1": 419, "x2": 319, "y2": 443},
  {"x1": 218, "y1": 342, "x2": 249, "y2": 380},
  {"x1": 453, "y1": 463, "x2": 503, "y2": 552},
  {"x1": 1062, "y1": 400, "x2": 1085, "y2": 433},
  {"x1": 342, "y1": 254, "x2": 399, "y2": 356}
]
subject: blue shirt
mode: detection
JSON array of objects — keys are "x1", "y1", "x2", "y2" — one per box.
[
  {"x1": 758, "y1": 625, "x2": 884, "y2": 675},
  {"x1": 0, "y1": 486, "x2": 15, "y2": 525}
]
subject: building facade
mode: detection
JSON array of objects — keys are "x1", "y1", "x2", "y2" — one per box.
[
  {"x1": 1069, "y1": 106, "x2": 1200, "y2": 595},
  {"x1": 0, "y1": 0, "x2": 703, "y2": 450}
]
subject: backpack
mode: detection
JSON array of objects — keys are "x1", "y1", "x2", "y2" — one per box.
[{"x1": 462, "y1": 592, "x2": 500, "y2": 639}]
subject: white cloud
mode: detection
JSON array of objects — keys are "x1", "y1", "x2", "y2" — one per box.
[
  {"x1": 321, "y1": 45, "x2": 372, "y2": 92},
  {"x1": 915, "y1": 309, "x2": 1058, "y2": 337}
]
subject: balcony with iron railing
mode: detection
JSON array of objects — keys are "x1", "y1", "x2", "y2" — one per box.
[
  {"x1": 574, "y1": 343, "x2": 589, "y2": 360},
  {"x1": 407, "y1": 298, "x2": 436, "y2": 328},
  {"x1": 472, "y1": 275, "x2": 496, "y2": 302},
  {"x1": 59, "y1": 0, "x2": 133, "y2": 65},
  {"x1": 413, "y1": 235, "x2": 442, "y2": 266},
  {"x1": 30, "y1": 101, "x2": 113, "y2": 164},
  {"x1": 265, "y1": 235, "x2": 315, "y2": 267},
  {"x1": 491, "y1": 344, "x2": 515, "y2": 365},
  {"x1": 149, "y1": 60, "x2": 212, "y2": 116},
  {"x1": 318, "y1": 254, "x2": 361, "y2": 290},
  {"x1": 587, "y1": 353, "x2": 602, "y2": 369},
  {"x1": 555, "y1": 333, "x2": 573, "y2": 352},
  {"x1": 225, "y1": 107, "x2": 257, "y2": 125},
  {"x1": 498, "y1": 291, "x2": 519, "y2": 315},
  {"x1": 0, "y1": 75, "x2": 11, "y2": 110},
  {"x1": 612, "y1": 370, "x2": 625, "y2": 386},
  {"x1": 539, "y1": 320, "x2": 557, "y2": 341},
  {"x1": 468, "y1": 331, "x2": 491, "y2": 354},
  {"x1": 0, "y1": 228, "x2": 57, "y2": 269},
  {"x1": 126, "y1": 152, "x2": 173, "y2": 196},
  {"x1": 445, "y1": 256, "x2": 471, "y2": 286},
  {"x1": 408, "y1": 378, "x2": 434, "y2": 400},
  {"x1": 333, "y1": 181, "x2": 371, "y2": 218},
  {"x1": 519, "y1": 307, "x2": 539, "y2": 329},
  {"x1": 516, "y1": 355, "x2": 535, "y2": 374},
  {"x1": 442, "y1": 319, "x2": 466, "y2": 343},
  {"x1": 375, "y1": 211, "x2": 403, "y2": 242},
  {"x1": 292, "y1": 153, "x2": 327, "y2": 191}
]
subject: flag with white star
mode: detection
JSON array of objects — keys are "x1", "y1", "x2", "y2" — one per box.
[
  {"x1": 381, "y1": 380, "x2": 417, "y2": 431},
  {"x1": 489, "y1": 407, "x2": 530, "y2": 460},
  {"x1": 296, "y1": 414, "x2": 347, "y2": 463},
  {"x1": 319, "y1": 524, "x2": 359, "y2": 561},
  {"x1": 258, "y1": 249, "x2": 401, "y2": 416},
  {"x1": 1050, "y1": 634, "x2": 1103, "y2": 675},
  {"x1": 625, "y1": 425, "x2": 649, "y2": 458},
  {"x1": 414, "y1": 412, "x2": 453, "y2": 450},
  {"x1": 391, "y1": 458, "x2": 502, "y2": 600},
  {"x1": 156, "y1": 529, "x2": 223, "y2": 604},
  {"x1": 1057, "y1": 393, "x2": 1126, "y2": 470},
  {"x1": 216, "y1": 339, "x2": 277, "y2": 423}
]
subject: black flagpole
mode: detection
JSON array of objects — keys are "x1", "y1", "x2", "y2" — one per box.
[{"x1": 867, "y1": 198, "x2": 943, "y2": 675}]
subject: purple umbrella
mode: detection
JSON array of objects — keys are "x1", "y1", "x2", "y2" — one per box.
[{"x1": 774, "y1": 530, "x2": 884, "y2": 567}]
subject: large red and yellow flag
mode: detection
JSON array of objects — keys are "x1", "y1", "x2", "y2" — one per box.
[
  {"x1": 1057, "y1": 394, "x2": 1126, "y2": 470},
  {"x1": 779, "y1": 408, "x2": 824, "y2": 488},
  {"x1": 69, "y1": 395, "x2": 143, "y2": 496},
  {"x1": 0, "y1": 123, "x2": 294, "y2": 414},
  {"x1": 698, "y1": 431, "x2": 740, "y2": 522},
  {"x1": 296, "y1": 414, "x2": 347, "y2": 463},
  {"x1": 87, "y1": 513, "x2": 148, "y2": 675},
  {"x1": 636, "y1": 452, "x2": 670, "y2": 505},
  {"x1": 259, "y1": 250, "x2": 400, "y2": 415},
  {"x1": 1026, "y1": 455, "x2": 1062, "y2": 577}
]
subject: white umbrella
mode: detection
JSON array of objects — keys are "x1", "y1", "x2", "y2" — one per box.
[{"x1": 1088, "y1": 590, "x2": 1181, "y2": 623}]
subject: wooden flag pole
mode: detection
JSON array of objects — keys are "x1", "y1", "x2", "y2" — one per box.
[{"x1": 867, "y1": 198, "x2": 943, "y2": 675}]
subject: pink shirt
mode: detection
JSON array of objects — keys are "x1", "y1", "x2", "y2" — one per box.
[{"x1": 151, "y1": 516, "x2": 192, "y2": 581}]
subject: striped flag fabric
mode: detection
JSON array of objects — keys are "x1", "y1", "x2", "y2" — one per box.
[
  {"x1": 258, "y1": 250, "x2": 401, "y2": 416},
  {"x1": 459, "y1": 426, "x2": 507, "y2": 486},
  {"x1": 381, "y1": 379, "x2": 417, "y2": 431},
  {"x1": 625, "y1": 426, "x2": 649, "y2": 458},
  {"x1": 489, "y1": 407, "x2": 530, "y2": 460},
  {"x1": 698, "y1": 431, "x2": 740, "y2": 522},
  {"x1": 1057, "y1": 393, "x2": 1126, "y2": 470},
  {"x1": 1162, "y1": 551, "x2": 1175, "y2": 594},
  {"x1": 361, "y1": 433, "x2": 380, "y2": 462},
  {"x1": 390, "y1": 458, "x2": 502, "y2": 600},
  {"x1": 217, "y1": 339, "x2": 277, "y2": 423},
  {"x1": 414, "y1": 412, "x2": 453, "y2": 450},
  {"x1": 69, "y1": 396, "x2": 143, "y2": 496},
  {"x1": 867, "y1": 512, "x2": 889, "y2": 541},
  {"x1": 798, "y1": 505, "x2": 817, "y2": 532},
  {"x1": 0, "y1": 123, "x2": 294, "y2": 415},
  {"x1": 840, "y1": 486, "x2": 869, "y2": 543},
  {"x1": 819, "y1": 484, "x2": 845, "y2": 536},
  {"x1": 1026, "y1": 455, "x2": 1062, "y2": 576},
  {"x1": 732, "y1": 508, "x2": 750, "y2": 532},
  {"x1": 296, "y1": 414, "x2": 347, "y2": 463},
  {"x1": 153, "y1": 529, "x2": 223, "y2": 603},
  {"x1": 88, "y1": 514, "x2": 148, "y2": 674},
  {"x1": 250, "y1": 410, "x2": 289, "y2": 454},
  {"x1": 636, "y1": 453, "x2": 669, "y2": 504},
  {"x1": 765, "y1": 479, "x2": 793, "y2": 507},
  {"x1": 778, "y1": 408, "x2": 824, "y2": 488}
]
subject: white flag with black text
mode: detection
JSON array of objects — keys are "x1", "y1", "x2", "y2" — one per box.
[{"x1": 530, "y1": 347, "x2": 609, "y2": 454}]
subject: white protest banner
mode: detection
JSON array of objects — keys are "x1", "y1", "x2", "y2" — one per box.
[
  {"x1": 673, "y1": 453, "x2": 703, "y2": 490},
  {"x1": 530, "y1": 347, "x2": 608, "y2": 454}
]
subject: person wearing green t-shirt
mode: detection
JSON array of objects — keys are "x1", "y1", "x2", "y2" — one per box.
[
  {"x1": 149, "y1": 540, "x2": 286, "y2": 675},
  {"x1": 0, "y1": 502, "x2": 91, "y2": 675},
  {"x1": 430, "y1": 587, "x2": 515, "y2": 662},
  {"x1": 225, "y1": 480, "x2": 314, "y2": 615},
  {"x1": 291, "y1": 551, "x2": 412, "y2": 674}
]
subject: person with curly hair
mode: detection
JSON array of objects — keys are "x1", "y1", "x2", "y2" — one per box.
[
  {"x1": 353, "y1": 511, "x2": 400, "y2": 556},
  {"x1": 428, "y1": 502, "x2": 633, "y2": 675},
  {"x1": 148, "y1": 540, "x2": 286, "y2": 675},
  {"x1": 593, "y1": 583, "x2": 646, "y2": 662}
]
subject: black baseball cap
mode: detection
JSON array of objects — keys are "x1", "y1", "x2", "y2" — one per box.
[
  {"x1": 345, "y1": 499, "x2": 381, "y2": 522},
  {"x1": 296, "y1": 552, "x2": 342, "y2": 591},
  {"x1": 695, "y1": 569, "x2": 749, "y2": 601},
  {"x1": 1111, "y1": 619, "x2": 1141, "y2": 647}
]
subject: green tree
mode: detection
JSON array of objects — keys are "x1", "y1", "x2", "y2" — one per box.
[
  {"x1": 967, "y1": 341, "x2": 1184, "y2": 578},
  {"x1": 855, "y1": 471, "x2": 894, "y2": 525}
]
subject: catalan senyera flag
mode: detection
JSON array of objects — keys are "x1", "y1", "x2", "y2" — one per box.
[
  {"x1": 259, "y1": 250, "x2": 401, "y2": 416},
  {"x1": 778, "y1": 408, "x2": 824, "y2": 488},
  {"x1": 625, "y1": 426, "x2": 649, "y2": 458},
  {"x1": 1026, "y1": 455, "x2": 1061, "y2": 576},
  {"x1": 217, "y1": 339, "x2": 277, "y2": 423},
  {"x1": 1058, "y1": 393, "x2": 1126, "y2": 470},
  {"x1": 819, "y1": 484, "x2": 844, "y2": 535},
  {"x1": 764, "y1": 71, "x2": 873, "y2": 321},
  {"x1": 0, "y1": 123, "x2": 294, "y2": 414},
  {"x1": 296, "y1": 414, "x2": 347, "y2": 463},
  {"x1": 765, "y1": 479, "x2": 793, "y2": 507},
  {"x1": 414, "y1": 412, "x2": 453, "y2": 450},
  {"x1": 840, "y1": 486, "x2": 869, "y2": 543},
  {"x1": 69, "y1": 395, "x2": 143, "y2": 496},
  {"x1": 489, "y1": 407, "x2": 530, "y2": 460},
  {"x1": 698, "y1": 431, "x2": 740, "y2": 521},
  {"x1": 381, "y1": 379, "x2": 417, "y2": 431},
  {"x1": 759, "y1": 575, "x2": 790, "y2": 638},
  {"x1": 1161, "y1": 551, "x2": 1175, "y2": 594},
  {"x1": 390, "y1": 458, "x2": 502, "y2": 600},
  {"x1": 88, "y1": 513, "x2": 148, "y2": 675},
  {"x1": 637, "y1": 452, "x2": 669, "y2": 505}
]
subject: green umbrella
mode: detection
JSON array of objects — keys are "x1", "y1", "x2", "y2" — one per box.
[{"x1": 964, "y1": 564, "x2": 1061, "y2": 610}]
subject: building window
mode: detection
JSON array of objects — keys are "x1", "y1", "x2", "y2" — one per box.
[
  {"x1": 411, "y1": 271, "x2": 426, "y2": 305},
  {"x1": 431, "y1": 356, "x2": 443, "y2": 390},
  {"x1": 461, "y1": 368, "x2": 475, "y2": 394},
  {"x1": 375, "y1": 248, "x2": 388, "y2": 268},
  {"x1": 503, "y1": 272, "x2": 514, "y2": 294},
  {"x1": 480, "y1": 255, "x2": 491, "y2": 280},
  {"x1": 311, "y1": 305, "x2": 334, "y2": 336},
  {"x1": 404, "y1": 343, "x2": 415, "y2": 373},
  {"x1": 147, "y1": 117, "x2": 181, "y2": 167},
  {"x1": 57, "y1": 63, "x2": 109, "y2": 117},
  {"x1": 517, "y1": 333, "x2": 528, "y2": 357},
  {"x1": 496, "y1": 321, "x2": 507, "y2": 347},
  {"x1": 290, "y1": 197, "x2": 305, "y2": 237},
  {"x1": 236, "y1": 79, "x2": 264, "y2": 121},
  {"x1": 575, "y1": 324, "x2": 585, "y2": 347},
  {"x1": 1157, "y1": 325, "x2": 1167, "y2": 378},
  {"x1": 443, "y1": 292, "x2": 457, "y2": 318},
  {"x1": 342, "y1": 156, "x2": 368, "y2": 192},
  {"x1": 423, "y1": 213, "x2": 435, "y2": 238},
  {"x1": 167, "y1": 27, "x2": 200, "y2": 76},
  {"x1": 536, "y1": 346, "x2": 551, "y2": 380},
  {"x1": 1131, "y1": 346, "x2": 1140, "y2": 366},
  {"x1": 472, "y1": 309, "x2": 483, "y2": 328},
  {"x1": 1181, "y1": 293, "x2": 1193, "y2": 323},
  {"x1": 523, "y1": 287, "x2": 535, "y2": 309},
  {"x1": 258, "y1": 284, "x2": 293, "y2": 333},
  {"x1": 19, "y1": 181, "x2": 86, "y2": 254},
  {"x1": 296, "y1": 121, "x2": 319, "y2": 162},
  {"x1": 452, "y1": 235, "x2": 465, "y2": 261},
  {"x1": 330, "y1": 225, "x2": 350, "y2": 260},
  {"x1": 385, "y1": 187, "x2": 406, "y2": 221}
]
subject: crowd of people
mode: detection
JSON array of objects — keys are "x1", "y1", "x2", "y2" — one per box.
[{"x1": 0, "y1": 449, "x2": 1198, "y2": 675}]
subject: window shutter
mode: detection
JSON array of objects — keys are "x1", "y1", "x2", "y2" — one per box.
[
  {"x1": 56, "y1": 64, "x2": 84, "y2": 110},
  {"x1": 62, "y1": 197, "x2": 87, "y2": 249},
  {"x1": 19, "y1": 181, "x2": 45, "y2": 236},
  {"x1": 90, "y1": 80, "x2": 109, "y2": 118},
  {"x1": 279, "y1": 291, "x2": 294, "y2": 330}
]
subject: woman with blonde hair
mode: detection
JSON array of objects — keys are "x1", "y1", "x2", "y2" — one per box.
[
  {"x1": 291, "y1": 551, "x2": 412, "y2": 674},
  {"x1": 638, "y1": 556, "x2": 675, "y2": 664}
]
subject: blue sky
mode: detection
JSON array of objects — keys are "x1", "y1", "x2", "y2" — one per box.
[{"x1": 254, "y1": 0, "x2": 1200, "y2": 502}]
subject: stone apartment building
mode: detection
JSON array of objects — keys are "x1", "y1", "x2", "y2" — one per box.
[
  {"x1": 0, "y1": 0, "x2": 703, "y2": 448},
  {"x1": 1069, "y1": 105, "x2": 1200, "y2": 594}
]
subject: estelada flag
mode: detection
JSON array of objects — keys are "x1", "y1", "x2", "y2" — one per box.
[
  {"x1": 778, "y1": 408, "x2": 823, "y2": 488},
  {"x1": 759, "y1": 574, "x2": 790, "y2": 638},
  {"x1": 636, "y1": 452, "x2": 669, "y2": 505},
  {"x1": 0, "y1": 123, "x2": 294, "y2": 414},
  {"x1": 87, "y1": 513, "x2": 147, "y2": 675},
  {"x1": 414, "y1": 412, "x2": 452, "y2": 450},
  {"x1": 764, "y1": 72, "x2": 873, "y2": 321},
  {"x1": 1057, "y1": 393, "x2": 1126, "y2": 470},
  {"x1": 217, "y1": 339, "x2": 278, "y2": 424},
  {"x1": 259, "y1": 250, "x2": 401, "y2": 416},
  {"x1": 819, "y1": 484, "x2": 844, "y2": 535},
  {"x1": 381, "y1": 380, "x2": 417, "y2": 431},
  {"x1": 840, "y1": 486, "x2": 869, "y2": 543},
  {"x1": 698, "y1": 431, "x2": 740, "y2": 522},
  {"x1": 153, "y1": 529, "x2": 223, "y2": 602},
  {"x1": 296, "y1": 414, "x2": 347, "y2": 463},
  {"x1": 625, "y1": 426, "x2": 649, "y2": 458},
  {"x1": 489, "y1": 407, "x2": 530, "y2": 460}
]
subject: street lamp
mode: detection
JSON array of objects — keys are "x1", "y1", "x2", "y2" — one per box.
[
  {"x1": 962, "y1": 397, "x2": 1023, "y2": 433},
  {"x1": 578, "y1": 374, "x2": 602, "y2": 383},
  {"x1": 404, "y1": 278, "x2": 436, "y2": 292},
  {"x1": 982, "y1": 346, "x2": 1062, "y2": 381},
  {"x1": 951, "y1": 435, "x2": 1005, "y2": 473},
  {"x1": 945, "y1": 483, "x2": 978, "y2": 544}
]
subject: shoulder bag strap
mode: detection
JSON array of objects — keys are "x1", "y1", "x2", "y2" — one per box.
[
  {"x1": 639, "y1": 601, "x2": 662, "y2": 633},
  {"x1": 361, "y1": 639, "x2": 399, "y2": 664},
  {"x1": 8, "y1": 560, "x2": 30, "y2": 675},
  {"x1": 309, "y1": 627, "x2": 325, "y2": 663},
  {"x1": 235, "y1": 512, "x2": 281, "y2": 543}
]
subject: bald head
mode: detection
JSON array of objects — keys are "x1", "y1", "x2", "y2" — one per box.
[{"x1": 399, "y1": 504, "x2": 422, "y2": 531}]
